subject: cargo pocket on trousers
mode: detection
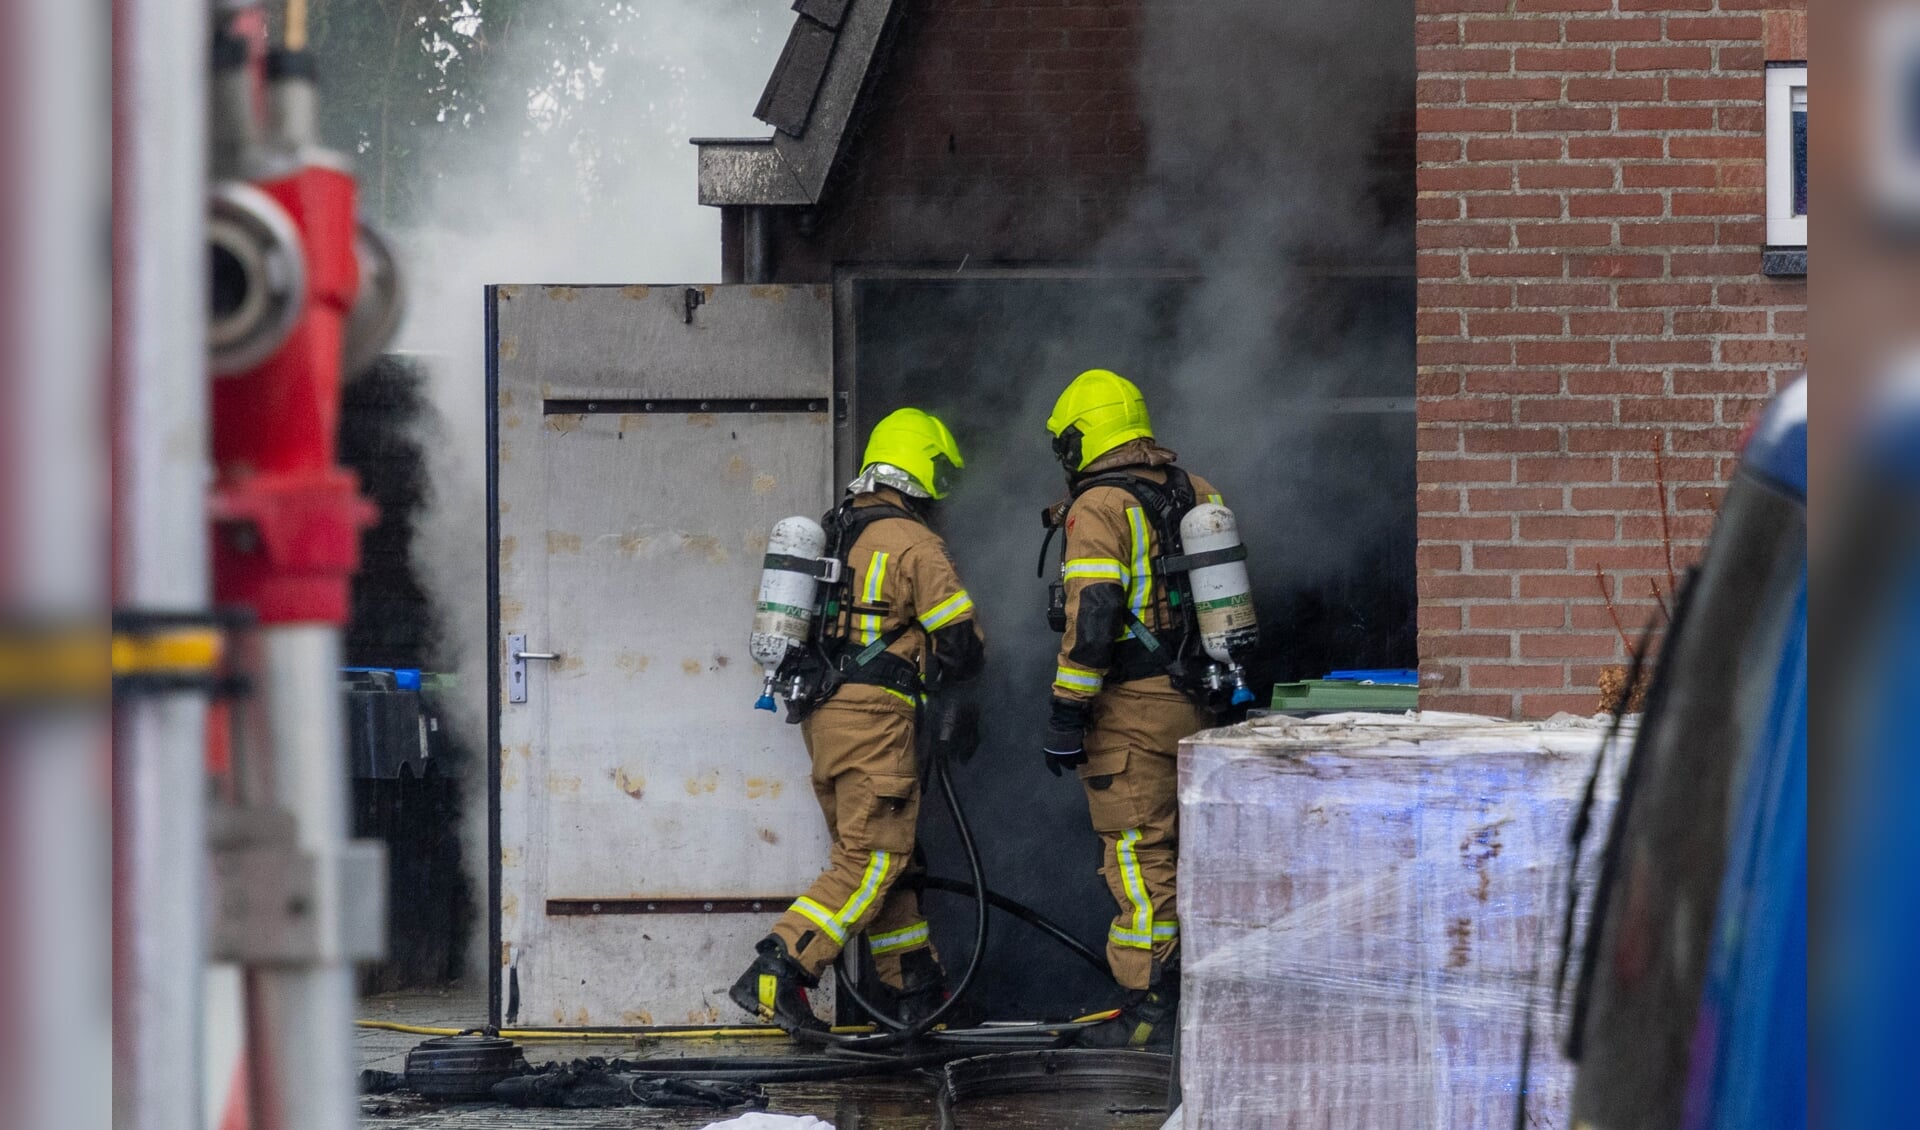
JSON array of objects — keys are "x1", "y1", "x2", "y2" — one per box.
[
  {"x1": 1078, "y1": 748, "x2": 1141, "y2": 833},
  {"x1": 845, "y1": 772, "x2": 919, "y2": 853}
]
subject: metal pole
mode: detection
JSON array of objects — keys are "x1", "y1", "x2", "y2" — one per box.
[
  {"x1": 744, "y1": 206, "x2": 774, "y2": 284},
  {"x1": 235, "y1": 627, "x2": 360, "y2": 1130},
  {"x1": 111, "y1": 3, "x2": 211, "y2": 1130},
  {"x1": 484, "y1": 290, "x2": 505, "y2": 1028},
  {"x1": 14, "y1": 0, "x2": 111, "y2": 1121}
]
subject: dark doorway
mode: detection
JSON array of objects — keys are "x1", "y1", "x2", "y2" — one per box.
[{"x1": 849, "y1": 272, "x2": 1415, "y2": 1017}]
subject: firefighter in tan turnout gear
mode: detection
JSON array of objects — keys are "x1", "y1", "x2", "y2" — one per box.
[
  {"x1": 732, "y1": 408, "x2": 985, "y2": 1033},
  {"x1": 1040, "y1": 369, "x2": 1251, "y2": 1049}
]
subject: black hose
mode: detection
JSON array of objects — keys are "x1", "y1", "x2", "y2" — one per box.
[
  {"x1": 831, "y1": 748, "x2": 1111, "y2": 1033},
  {"x1": 579, "y1": 753, "x2": 1111, "y2": 1082},
  {"x1": 620, "y1": 1048, "x2": 963, "y2": 1083},
  {"x1": 395, "y1": 734, "x2": 1109, "y2": 1092},
  {"x1": 808, "y1": 749, "x2": 990, "y2": 1048},
  {"x1": 917, "y1": 876, "x2": 1109, "y2": 977},
  {"x1": 832, "y1": 958, "x2": 911, "y2": 1033}
]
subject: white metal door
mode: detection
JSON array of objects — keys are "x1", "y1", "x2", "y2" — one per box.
[{"x1": 492, "y1": 284, "x2": 837, "y2": 1027}]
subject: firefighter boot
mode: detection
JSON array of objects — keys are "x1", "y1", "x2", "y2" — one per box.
[
  {"x1": 729, "y1": 937, "x2": 828, "y2": 1033},
  {"x1": 1079, "y1": 960, "x2": 1180, "y2": 1049},
  {"x1": 890, "y1": 948, "x2": 951, "y2": 1028}
]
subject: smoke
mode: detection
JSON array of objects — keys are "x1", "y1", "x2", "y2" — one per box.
[
  {"x1": 865, "y1": 0, "x2": 1416, "y2": 1014},
  {"x1": 370, "y1": 1, "x2": 781, "y2": 982},
  {"x1": 1119, "y1": 0, "x2": 1416, "y2": 569},
  {"x1": 397, "y1": 1, "x2": 778, "y2": 742}
]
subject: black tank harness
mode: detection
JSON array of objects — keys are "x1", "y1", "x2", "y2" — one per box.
[
  {"x1": 1038, "y1": 464, "x2": 1247, "y2": 708},
  {"x1": 779, "y1": 496, "x2": 931, "y2": 722}
]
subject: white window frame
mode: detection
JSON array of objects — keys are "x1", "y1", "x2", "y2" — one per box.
[{"x1": 1766, "y1": 64, "x2": 1808, "y2": 248}]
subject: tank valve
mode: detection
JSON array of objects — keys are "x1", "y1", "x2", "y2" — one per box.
[
  {"x1": 754, "y1": 671, "x2": 778, "y2": 712},
  {"x1": 1229, "y1": 665, "x2": 1256, "y2": 707}
]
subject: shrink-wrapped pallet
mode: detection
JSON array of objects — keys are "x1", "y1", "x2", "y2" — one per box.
[{"x1": 1176, "y1": 712, "x2": 1621, "y2": 1129}]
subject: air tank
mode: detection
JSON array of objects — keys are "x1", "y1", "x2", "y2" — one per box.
[
  {"x1": 1180, "y1": 502, "x2": 1258, "y2": 706},
  {"x1": 750, "y1": 516, "x2": 827, "y2": 710}
]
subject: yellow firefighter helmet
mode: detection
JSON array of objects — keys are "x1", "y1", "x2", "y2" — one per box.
[
  {"x1": 861, "y1": 407, "x2": 965, "y2": 499},
  {"x1": 1046, "y1": 369, "x2": 1154, "y2": 472}
]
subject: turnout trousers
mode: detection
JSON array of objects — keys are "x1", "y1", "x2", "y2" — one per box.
[
  {"x1": 1077, "y1": 677, "x2": 1212, "y2": 990},
  {"x1": 770, "y1": 686, "x2": 933, "y2": 987}
]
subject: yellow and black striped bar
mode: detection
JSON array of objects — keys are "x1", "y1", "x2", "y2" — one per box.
[{"x1": 105, "y1": 609, "x2": 241, "y2": 698}]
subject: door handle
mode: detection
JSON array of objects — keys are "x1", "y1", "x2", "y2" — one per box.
[{"x1": 507, "y1": 634, "x2": 559, "y2": 703}]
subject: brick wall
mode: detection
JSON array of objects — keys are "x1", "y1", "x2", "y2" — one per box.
[
  {"x1": 763, "y1": 0, "x2": 1150, "y2": 280},
  {"x1": 1414, "y1": 0, "x2": 1808, "y2": 717}
]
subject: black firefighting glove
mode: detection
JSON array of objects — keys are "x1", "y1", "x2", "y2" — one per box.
[
  {"x1": 921, "y1": 690, "x2": 981, "y2": 766},
  {"x1": 1042, "y1": 698, "x2": 1089, "y2": 777}
]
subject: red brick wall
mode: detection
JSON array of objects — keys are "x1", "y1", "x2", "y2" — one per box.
[
  {"x1": 764, "y1": 0, "x2": 1150, "y2": 279},
  {"x1": 1414, "y1": 0, "x2": 1807, "y2": 718}
]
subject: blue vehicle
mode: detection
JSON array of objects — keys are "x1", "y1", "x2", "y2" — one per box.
[
  {"x1": 1567, "y1": 378, "x2": 1806, "y2": 1129},
  {"x1": 1816, "y1": 371, "x2": 1920, "y2": 1129}
]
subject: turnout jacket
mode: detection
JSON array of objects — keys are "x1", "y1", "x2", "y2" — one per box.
[
  {"x1": 824, "y1": 487, "x2": 985, "y2": 698},
  {"x1": 1049, "y1": 441, "x2": 1222, "y2": 705}
]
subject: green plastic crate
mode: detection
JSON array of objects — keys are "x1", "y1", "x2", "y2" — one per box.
[{"x1": 1269, "y1": 678, "x2": 1419, "y2": 715}]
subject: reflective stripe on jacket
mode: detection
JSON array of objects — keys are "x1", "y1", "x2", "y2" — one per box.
[{"x1": 828, "y1": 488, "x2": 985, "y2": 685}]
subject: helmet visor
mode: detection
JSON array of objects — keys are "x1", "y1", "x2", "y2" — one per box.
[
  {"x1": 1051, "y1": 426, "x2": 1084, "y2": 473},
  {"x1": 929, "y1": 452, "x2": 961, "y2": 498}
]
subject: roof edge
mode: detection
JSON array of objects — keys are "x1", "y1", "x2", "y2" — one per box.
[
  {"x1": 692, "y1": 0, "x2": 898, "y2": 208},
  {"x1": 695, "y1": 139, "x2": 812, "y2": 207}
]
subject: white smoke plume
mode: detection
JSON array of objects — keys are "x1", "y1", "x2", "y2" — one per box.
[
  {"x1": 366, "y1": 0, "x2": 781, "y2": 983},
  {"x1": 1122, "y1": 0, "x2": 1415, "y2": 576},
  {"x1": 397, "y1": 1, "x2": 779, "y2": 747}
]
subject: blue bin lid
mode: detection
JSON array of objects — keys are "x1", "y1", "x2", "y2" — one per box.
[
  {"x1": 342, "y1": 666, "x2": 423, "y2": 691},
  {"x1": 1322, "y1": 668, "x2": 1418, "y2": 686}
]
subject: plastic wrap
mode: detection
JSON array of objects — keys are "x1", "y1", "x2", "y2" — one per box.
[{"x1": 1177, "y1": 712, "x2": 1622, "y2": 1129}]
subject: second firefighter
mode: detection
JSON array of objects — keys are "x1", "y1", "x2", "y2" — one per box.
[{"x1": 1039, "y1": 368, "x2": 1246, "y2": 1048}]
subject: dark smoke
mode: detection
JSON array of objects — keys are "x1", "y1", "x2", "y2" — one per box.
[{"x1": 861, "y1": 0, "x2": 1416, "y2": 1017}]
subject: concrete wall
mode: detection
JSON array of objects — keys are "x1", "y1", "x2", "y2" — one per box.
[{"x1": 1413, "y1": 0, "x2": 1808, "y2": 717}]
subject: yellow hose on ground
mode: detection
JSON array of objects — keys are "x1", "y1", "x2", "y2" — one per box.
[
  {"x1": 355, "y1": 1009, "x2": 1120, "y2": 1041},
  {"x1": 1068, "y1": 1009, "x2": 1122, "y2": 1024},
  {"x1": 354, "y1": 1020, "x2": 869, "y2": 1041}
]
